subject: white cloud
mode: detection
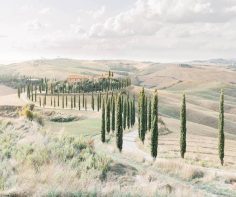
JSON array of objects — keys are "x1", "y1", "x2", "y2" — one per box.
[
  {"x1": 39, "y1": 7, "x2": 51, "y2": 15},
  {"x1": 27, "y1": 19, "x2": 47, "y2": 31}
]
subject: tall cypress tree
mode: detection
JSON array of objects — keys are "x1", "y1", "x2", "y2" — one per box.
[
  {"x1": 218, "y1": 90, "x2": 225, "y2": 165},
  {"x1": 106, "y1": 98, "x2": 110, "y2": 133},
  {"x1": 57, "y1": 93, "x2": 59, "y2": 107},
  {"x1": 62, "y1": 95, "x2": 65, "y2": 108},
  {"x1": 139, "y1": 87, "x2": 146, "y2": 143},
  {"x1": 123, "y1": 98, "x2": 127, "y2": 130},
  {"x1": 83, "y1": 93, "x2": 85, "y2": 108},
  {"x1": 116, "y1": 94, "x2": 123, "y2": 152},
  {"x1": 101, "y1": 99, "x2": 106, "y2": 143},
  {"x1": 97, "y1": 94, "x2": 100, "y2": 111},
  {"x1": 112, "y1": 95, "x2": 115, "y2": 132},
  {"x1": 148, "y1": 99, "x2": 152, "y2": 131},
  {"x1": 151, "y1": 91, "x2": 158, "y2": 159},
  {"x1": 53, "y1": 96, "x2": 56, "y2": 108},
  {"x1": 71, "y1": 96, "x2": 73, "y2": 109},
  {"x1": 66, "y1": 95, "x2": 68, "y2": 108},
  {"x1": 74, "y1": 94, "x2": 76, "y2": 108},
  {"x1": 127, "y1": 99, "x2": 130, "y2": 129},
  {"x1": 85, "y1": 97, "x2": 87, "y2": 111},
  {"x1": 91, "y1": 92, "x2": 95, "y2": 111},
  {"x1": 78, "y1": 94, "x2": 81, "y2": 110},
  {"x1": 17, "y1": 87, "x2": 20, "y2": 98},
  {"x1": 180, "y1": 93, "x2": 187, "y2": 158}
]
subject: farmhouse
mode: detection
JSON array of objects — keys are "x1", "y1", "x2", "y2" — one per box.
[{"x1": 67, "y1": 74, "x2": 89, "y2": 83}]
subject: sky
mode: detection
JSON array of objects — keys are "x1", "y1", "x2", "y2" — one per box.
[{"x1": 0, "y1": 0, "x2": 236, "y2": 64}]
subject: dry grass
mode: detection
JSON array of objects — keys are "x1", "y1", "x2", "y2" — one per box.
[{"x1": 154, "y1": 159, "x2": 204, "y2": 181}]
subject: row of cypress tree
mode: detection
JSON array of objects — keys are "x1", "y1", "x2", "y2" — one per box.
[
  {"x1": 101, "y1": 93, "x2": 136, "y2": 152},
  {"x1": 138, "y1": 88, "x2": 225, "y2": 165}
]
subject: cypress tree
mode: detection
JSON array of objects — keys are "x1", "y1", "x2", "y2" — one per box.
[
  {"x1": 144, "y1": 96, "x2": 148, "y2": 133},
  {"x1": 106, "y1": 98, "x2": 110, "y2": 133},
  {"x1": 148, "y1": 99, "x2": 152, "y2": 131},
  {"x1": 112, "y1": 96, "x2": 115, "y2": 132},
  {"x1": 151, "y1": 91, "x2": 158, "y2": 159},
  {"x1": 34, "y1": 86, "x2": 37, "y2": 102},
  {"x1": 39, "y1": 96, "x2": 41, "y2": 107},
  {"x1": 139, "y1": 88, "x2": 146, "y2": 143},
  {"x1": 97, "y1": 94, "x2": 100, "y2": 111},
  {"x1": 180, "y1": 93, "x2": 187, "y2": 158},
  {"x1": 78, "y1": 94, "x2": 81, "y2": 110},
  {"x1": 91, "y1": 92, "x2": 94, "y2": 111},
  {"x1": 66, "y1": 95, "x2": 68, "y2": 108},
  {"x1": 57, "y1": 93, "x2": 59, "y2": 107},
  {"x1": 17, "y1": 87, "x2": 20, "y2": 98},
  {"x1": 116, "y1": 94, "x2": 123, "y2": 152},
  {"x1": 53, "y1": 96, "x2": 56, "y2": 108},
  {"x1": 85, "y1": 98, "x2": 87, "y2": 111},
  {"x1": 101, "y1": 99, "x2": 106, "y2": 143},
  {"x1": 133, "y1": 97, "x2": 136, "y2": 125},
  {"x1": 44, "y1": 94, "x2": 46, "y2": 106},
  {"x1": 62, "y1": 95, "x2": 65, "y2": 108},
  {"x1": 123, "y1": 98, "x2": 127, "y2": 130},
  {"x1": 218, "y1": 90, "x2": 225, "y2": 165},
  {"x1": 83, "y1": 93, "x2": 85, "y2": 108},
  {"x1": 127, "y1": 99, "x2": 130, "y2": 129},
  {"x1": 71, "y1": 96, "x2": 73, "y2": 109},
  {"x1": 74, "y1": 95, "x2": 76, "y2": 108}
]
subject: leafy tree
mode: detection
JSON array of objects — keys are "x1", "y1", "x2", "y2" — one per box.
[
  {"x1": 180, "y1": 93, "x2": 187, "y2": 158},
  {"x1": 218, "y1": 90, "x2": 225, "y2": 165}
]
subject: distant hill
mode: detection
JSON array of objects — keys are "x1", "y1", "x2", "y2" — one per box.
[{"x1": 191, "y1": 58, "x2": 236, "y2": 66}]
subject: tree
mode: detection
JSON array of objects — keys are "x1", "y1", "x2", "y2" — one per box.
[
  {"x1": 83, "y1": 93, "x2": 85, "y2": 108},
  {"x1": 91, "y1": 92, "x2": 95, "y2": 111},
  {"x1": 180, "y1": 93, "x2": 187, "y2": 158},
  {"x1": 74, "y1": 94, "x2": 76, "y2": 108},
  {"x1": 78, "y1": 94, "x2": 81, "y2": 110},
  {"x1": 62, "y1": 95, "x2": 65, "y2": 108},
  {"x1": 112, "y1": 96, "x2": 115, "y2": 132},
  {"x1": 127, "y1": 99, "x2": 130, "y2": 129},
  {"x1": 97, "y1": 94, "x2": 100, "y2": 111},
  {"x1": 57, "y1": 93, "x2": 59, "y2": 107},
  {"x1": 123, "y1": 98, "x2": 127, "y2": 130},
  {"x1": 148, "y1": 99, "x2": 152, "y2": 131},
  {"x1": 106, "y1": 98, "x2": 110, "y2": 133},
  {"x1": 138, "y1": 87, "x2": 146, "y2": 143},
  {"x1": 101, "y1": 99, "x2": 106, "y2": 143},
  {"x1": 66, "y1": 95, "x2": 68, "y2": 108},
  {"x1": 85, "y1": 97, "x2": 87, "y2": 111},
  {"x1": 218, "y1": 89, "x2": 225, "y2": 165},
  {"x1": 71, "y1": 96, "x2": 73, "y2": 109},
  {"x1": 116, "y1": 94, "x2": 123, "y2": 152},
  {"x1": 53, "y1": 96, "x2": 56, "y2": 108},
  {"x1": 17, "y1": 87, "x2": 21, "y2": 98},
  {"x1": 151, "y1": 91, "x2": 158, "y2": 159}
]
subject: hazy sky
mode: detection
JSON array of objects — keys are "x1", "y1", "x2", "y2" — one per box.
[{"x1": 1, "y1": 0, "x2": 236, "y2": 63}]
